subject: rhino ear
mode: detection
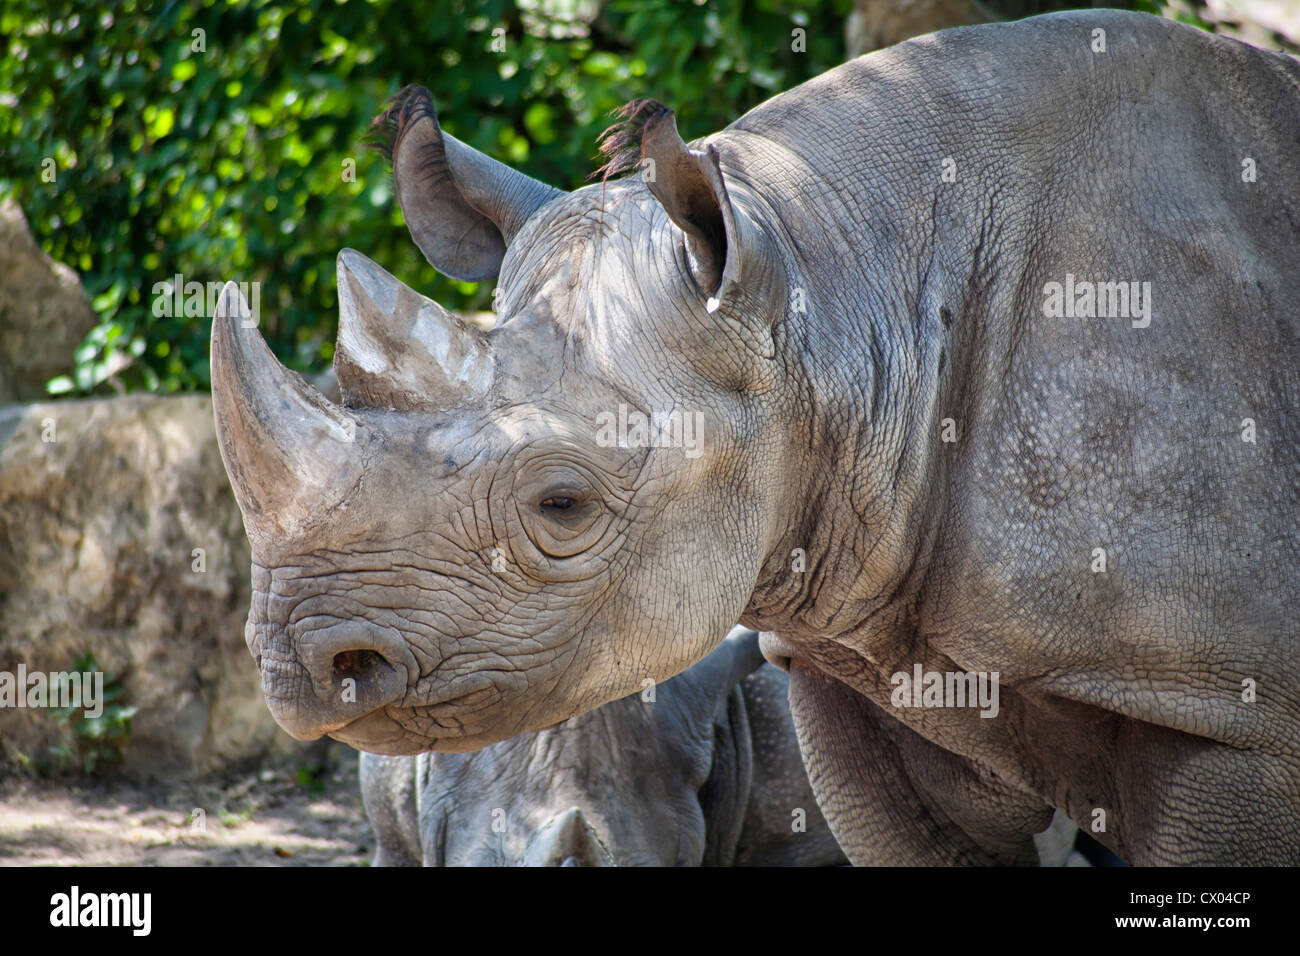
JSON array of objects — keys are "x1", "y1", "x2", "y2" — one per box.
[
  {"x1": 673, "y1": 627, "x2": 767, "y2": 724},
  {"x1": 692, "y1": 628, "x2": 763, "y2": 866},
  {"x1": 378, "y1": 86, "x2": 562, "y2": 282},
  {"x1": 623, "y1": 105, "x2": 778, "y2": 317},
  {"x1": 635, "y1": 107, "x2": 736, "y2": 310}
]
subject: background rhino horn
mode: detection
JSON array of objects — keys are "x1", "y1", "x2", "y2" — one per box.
[
  {"x1": 387, "y1": 85, "x2": 560, "y2": 281},
  {"x1": 334, "y1": 249, "x2": 494, "y2": 411},
  {"x1": 210, "y1": 282, "x2": 362, "y2": 542}
]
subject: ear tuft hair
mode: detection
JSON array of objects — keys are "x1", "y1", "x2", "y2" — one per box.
[
  {"x1": 590, "y1": 98, "x2": 673, "y2": 183},
  {"x1": 364, "y1": 84, "x2": 435, "y2": 163}
]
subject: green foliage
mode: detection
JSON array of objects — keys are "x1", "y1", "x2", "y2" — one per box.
[
  {"x1": 217, "y1": 802, "x2": 254, "y2": 828},
  {"x1": 0, "y1": 0, "x2": 850, "y2": 395},
  {"x1": 1132, "y1": 0, "x2": 1213, "y2": 31},
  {"x1": 46, "y1": 652, "x2": 136, "y2": 775},
  {"x1": 295, "y1": 761, "x2": 327, "y2": 796}
]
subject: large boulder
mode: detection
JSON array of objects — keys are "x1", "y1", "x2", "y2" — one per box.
[
  {"x1": 0, "y1": 394, "x2": 312, "y2": 779},
  {"x1": 0, "y1": 200, "x2": 98, "y2": 403}
]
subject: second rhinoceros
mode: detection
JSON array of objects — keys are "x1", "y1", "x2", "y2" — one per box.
[
  {"x1": 360, "y1": 628, "x2": 845, "y2": 866},
  {"x1": 212, "y1": 10, "x2": 1300, "y2": 864}
]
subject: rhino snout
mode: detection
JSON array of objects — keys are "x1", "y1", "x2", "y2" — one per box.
[
  {"x1": 258, "y1": 624, "x2": 414, "y2": 741},
  {"x1": 522, "y1": 807, "x2": 613, "y2": 867}
]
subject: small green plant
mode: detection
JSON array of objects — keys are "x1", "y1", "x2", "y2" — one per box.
[
  {"x1": 217, "y1": 803, "x2": 254, "y2": 828},
  {"x1": 296, "y1": 762, "x2": 327, "y2": 797},
  {"x1": 47, "y1": 651, "x2": 136, "y2": 774}
]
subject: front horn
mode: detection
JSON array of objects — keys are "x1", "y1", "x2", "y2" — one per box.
[{"x1": 211, "y1": 282, "x2": 362, "y2": 545}]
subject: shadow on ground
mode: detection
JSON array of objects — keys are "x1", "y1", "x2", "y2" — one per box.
[{"x1": 0, "y1": 751, "x2": 371, "y2": 867}]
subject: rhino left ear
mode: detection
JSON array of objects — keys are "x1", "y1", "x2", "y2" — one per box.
[
  {"x1": 688, "y1": 627, "x2": 764, "y2": 866},
  {"x1": 376, "y1": 86, "x2": 561, "y2": 282}
]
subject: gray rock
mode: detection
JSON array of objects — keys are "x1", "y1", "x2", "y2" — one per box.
[
  {"x1": 0, "y1": 395, "x2": 314, "y2": 778},
  {"x1": 0, "y1": 200, "x2": 97, "y2": 403}
]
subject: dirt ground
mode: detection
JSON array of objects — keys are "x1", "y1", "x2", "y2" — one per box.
[{"x1": 0, "y1": 752, "x2": 373, "y2": 867}]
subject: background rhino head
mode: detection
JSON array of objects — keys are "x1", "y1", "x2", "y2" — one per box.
[
  {"x1": 362, "y1": 629, "x2": 770, "y2": 866},
  {"x1": 361, "y1": 629, "x2": 847, "y2": 866},
  {"x1": 212, "y1": 87, "x2": 798, "y2": 754}
]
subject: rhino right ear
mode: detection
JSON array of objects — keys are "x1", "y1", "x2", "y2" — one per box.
[
  {"x1": 597, "y1": 102, "x2": 785, "y2": 374},
  {"x1": 637, "y1": 106, "x2": 737, "y2": 311},
  {"x1": 374, "y1": 86, "x2": 561, "y2": 282},
  {"x1": 600, "y1": 103, "x2": 779, "y2": 316}
]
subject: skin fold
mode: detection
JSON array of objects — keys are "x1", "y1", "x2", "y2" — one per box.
[{"x1": 212, "y1": 11, "x2": 1300, "y2": 864}]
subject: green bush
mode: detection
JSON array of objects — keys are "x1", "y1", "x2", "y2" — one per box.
[
  {"x1": 46, "y1": 652, "x2": 136, "y2": 775},
  {"x1": 0, "y1": 0, "x2": 850, "y2": 395}
]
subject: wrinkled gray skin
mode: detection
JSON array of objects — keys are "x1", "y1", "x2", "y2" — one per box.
[
  {"x1": 212, "y1": 11, "x2": 1300, "y2": 865},
  {"x1": 360, "y1": 628, "x2": 846, "y2": 865}
]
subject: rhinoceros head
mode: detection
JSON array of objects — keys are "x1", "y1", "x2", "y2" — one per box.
[{"x1": 211, "y1": 87, "x2": 791, "y2": 754}]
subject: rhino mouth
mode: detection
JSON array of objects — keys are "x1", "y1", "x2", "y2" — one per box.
[
  {"x1": 319, "y1": 677, "x2": 521, "y2": 754},
  {"x1": 253, "y1": 607, "x2": 571, "y2": 750},
  {"x1": 326, "y1": 709, "x2": 428, "y2": 754}
]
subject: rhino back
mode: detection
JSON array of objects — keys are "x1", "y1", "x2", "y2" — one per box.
[
  {"x1": 719, "y1": 10, "x2": 1300, "y2": 287},
  {"x1": 714, "y1": 7, "x2": 1300, "y2": 443}
]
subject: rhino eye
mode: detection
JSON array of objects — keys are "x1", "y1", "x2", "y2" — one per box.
[{"x1": 516, "y1": 468, "x2": 611, "y2": 560}]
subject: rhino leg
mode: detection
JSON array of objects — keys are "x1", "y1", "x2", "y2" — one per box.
[
  {"x1": 735, "y1": 665, "x2": 847, "y2": 866},
  {"x1": 787, "y1": 662, "x2": 1052, "y2": 866},
  {"x1": 359, "y1": 752, "x2": 423, "y2": 867}
]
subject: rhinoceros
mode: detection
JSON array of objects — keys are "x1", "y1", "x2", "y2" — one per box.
[
  {"x1": 360, "y1": 628, "x2": 846, "y2": 866},
  {"x1": 211, "y1": 9, "x2": 1300, "y2": 865}
]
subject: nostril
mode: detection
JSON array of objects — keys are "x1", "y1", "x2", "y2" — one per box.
[
  {"x1": 333, "y1": 648, "x2": 384, "y2": 676},
  {"x1": 257, "y1": 629, "x2": 410, "y2": 741},
  {"x1": 286, "y1": 626, "x2": 415, "y2": 715}
]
